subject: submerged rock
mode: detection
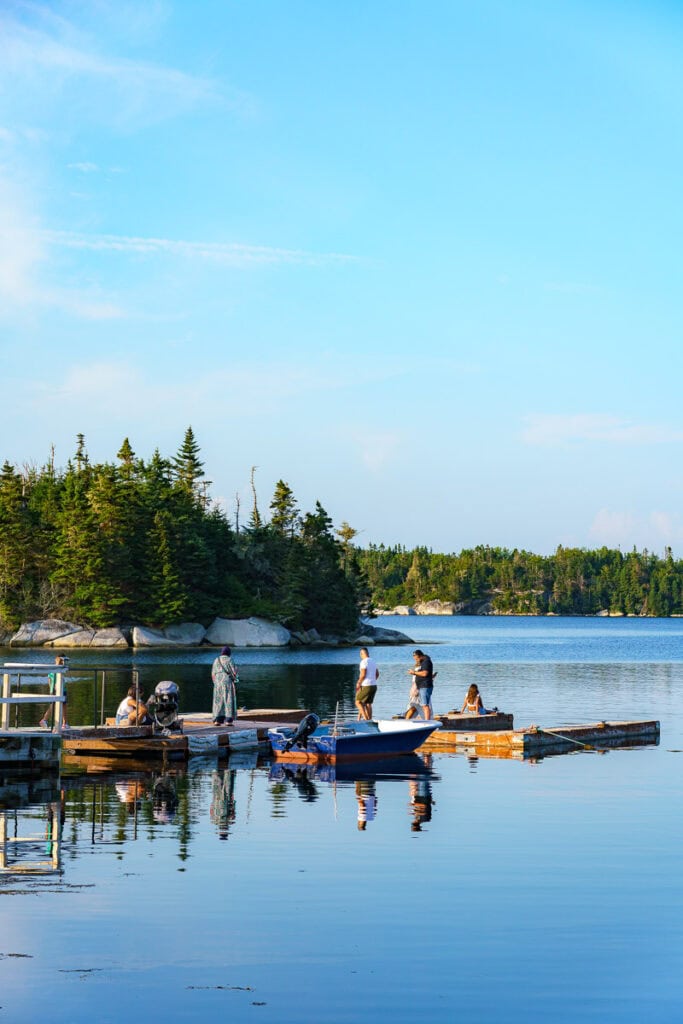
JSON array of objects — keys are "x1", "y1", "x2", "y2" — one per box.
[{"x1": 348, "y1": 622, "x2": 413, "y2": 645}]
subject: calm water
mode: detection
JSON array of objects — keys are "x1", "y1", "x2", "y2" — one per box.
[{"x1": 2, "y1": 617, "x2": 683, "y2": 1023}]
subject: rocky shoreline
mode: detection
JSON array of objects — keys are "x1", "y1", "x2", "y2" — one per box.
[
  {"x1": 0, "y1": 617, "x2": 414, "y2": 650},
  {"x1": 374, "y1": 599, "x2": 660, "y2": 617}
]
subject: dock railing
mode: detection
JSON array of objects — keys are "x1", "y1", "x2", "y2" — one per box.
[
  {"x1": 0, "y1": 663, "x2": 68, "y2": 734},
  {"x1": 0, "y1": 663, "x2": 143, "y2": 731}
]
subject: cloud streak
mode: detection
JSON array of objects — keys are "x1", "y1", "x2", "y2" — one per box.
[
  {"x1": 43, "y1": 230, "x2": 356, "y2": 268},
  {"x1": 521, "y1": 413, "x2": 683, "y2": 446},
  {"x1": 0, "y1": 9, "x2": 252, "y2": 127}
]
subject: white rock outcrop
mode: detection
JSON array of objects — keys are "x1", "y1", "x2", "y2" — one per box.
[
  {"x1": 132, "y1": 623, "x2": 206, "y2": 647},
  {"x1": 393, "y1": 605, "x2": 416, "y2": 615},
  {"x1": 414, "y1": 600, "x2": 458, "y2": 615},
  {"x1": 205, "y1": 616, "x2": 291, "y2": 647},
  {"x1": 47, "y1": 627, "x2": 128, "y2": 648},
  {"x1": 10, "y1": 620, "x2": 85, "y2": 646}
]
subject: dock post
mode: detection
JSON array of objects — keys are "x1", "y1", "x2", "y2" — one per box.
[
  {"x1": 0, "y1": 673, "x2": 9, "y2": 731},
  {"x1": 53, "y1": 670, "x2": 64, "y2": 734}
]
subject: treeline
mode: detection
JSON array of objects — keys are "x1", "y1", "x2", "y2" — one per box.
[
  {"x1": 357, "y1": 544, "x2": 683, "y2": 616},
  {"x1": 0, "y1": 431, "x2": 365, "y2": 634}
]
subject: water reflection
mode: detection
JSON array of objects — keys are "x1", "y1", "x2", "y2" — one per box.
[
  {"x1": 0, "y1": 773, "x2": 64, "y2": 876},
  {"x1": 209, "y1": 769, "x2": 236, "y2": 838},
  {"x1": 268, "y1": 753, "x2": 439, "y2": 832}
]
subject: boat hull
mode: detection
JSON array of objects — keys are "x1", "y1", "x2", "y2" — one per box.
[{"x1": 268, "y1": 719, "x2": 440, "y2": 763}]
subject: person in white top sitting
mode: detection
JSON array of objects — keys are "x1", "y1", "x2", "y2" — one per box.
[
  {"x1": 116, "y1": 686, "x2": 150, "y2": 727},
  {"x1": 355, "y1": 646, "x2": 379, "y2": 721}
]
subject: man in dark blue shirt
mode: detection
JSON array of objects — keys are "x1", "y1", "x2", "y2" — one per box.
[{"x1": 406, "y1": 649, "x2": 434, "y2": 720}]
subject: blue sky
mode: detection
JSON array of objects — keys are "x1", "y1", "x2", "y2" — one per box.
[{"x1": 2, "y1": 0, "x2": 683, "y2": 555}]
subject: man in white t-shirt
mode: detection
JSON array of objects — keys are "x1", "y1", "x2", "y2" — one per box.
[{"x1": 355, "y1": 646, "x2": 379, "y2": 721}]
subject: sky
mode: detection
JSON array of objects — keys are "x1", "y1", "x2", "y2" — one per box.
[{"x1": 2, "y1": 0, "x2": 683, "y2": 556}]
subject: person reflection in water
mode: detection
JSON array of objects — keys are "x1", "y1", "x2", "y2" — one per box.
[
  {"x1": 409, "y1": 777, "x2": 434, "y2": 832},
  {"x1": 356, "y1": 780, "x2": 377, "y2": 831},
  {"x1": 210, "y1": 770, "x2": 236, "y2": 840}
]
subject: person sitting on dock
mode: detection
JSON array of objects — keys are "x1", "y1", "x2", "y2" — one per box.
[
  {"x1": 460, "y1": 683, "x2": 495, "y2": 716},
  {"x1": 115, "y1": 686, "x2": 151, "y2": 727}
]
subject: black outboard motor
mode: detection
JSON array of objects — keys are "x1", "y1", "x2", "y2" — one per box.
[
  {"x1": 283, "y1": 713, "x2": 320, "y2": 752},
  {"x1": 149, "y1": 680, "x2": 181, "y2": 731}
]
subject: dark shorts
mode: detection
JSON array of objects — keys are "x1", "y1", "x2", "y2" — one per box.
[{"x1": 356, "y1": 685, "x2": 377, "y2": 704}]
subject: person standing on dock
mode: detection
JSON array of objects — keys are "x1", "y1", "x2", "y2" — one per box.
[
  {"x1": 355, "y1": 646, "x2": 379, "y2": 721},
  {"x1": 212, "y1": 646, "x2": 239, "y2": 725},
  {"x1": 406, "y1": 649, "x2": 434, "y2": 721},
  {"x1": 39, "y1": 655, "x2": 68, "y2": 730}
]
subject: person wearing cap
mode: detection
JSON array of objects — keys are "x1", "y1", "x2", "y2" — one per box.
[
  {"x1": 211, "y1": 646, "x2": 239, "y2": 725},
  {"x1": 406, "y1": 649, "x2": 435, "y2": 720}
]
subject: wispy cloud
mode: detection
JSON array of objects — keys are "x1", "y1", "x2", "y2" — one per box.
[
  {"x1": 589, "y1": 508, "x2": 683, "y2": 550},
  {"x1": 0, "y1": 9, "x2": 251, "y2": 127},
  {"x1": 68, "y1": 162, "x2": 99, "y2": 173},
  {"x1": 0, "y1": 175, "x2": 124, "y2": 320},
  {"x1": 42, "y1": 230, "x2": 356, "y2": 268},
  {"x1": 521, "y1": 413, "x2": 683, "y2": 446}
]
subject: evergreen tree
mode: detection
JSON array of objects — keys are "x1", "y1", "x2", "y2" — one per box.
[
  {"x1": 172, "y1": 427, "x2": 204, "y2": 495},
  {"x1": 269, "y1": 480, "x2": 299, "y2": 536}
]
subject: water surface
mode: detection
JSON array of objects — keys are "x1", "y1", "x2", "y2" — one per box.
[{"x1": 1, "y1": 617, "x2": 682, "y2": 1023}]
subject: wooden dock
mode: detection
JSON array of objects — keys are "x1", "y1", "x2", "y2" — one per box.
[
  {"x1": 421, "y1": 719, "x2": 660, "y2": 756},
  {"x1": 434, "y1": 710, "x2": 514, "y2": 732},
  {"x1": 0, "y1": 663, "x2": 67, "y2": 768},
  {"x1": 62, "y1": 708, "x2": 307, "y2": 761}
]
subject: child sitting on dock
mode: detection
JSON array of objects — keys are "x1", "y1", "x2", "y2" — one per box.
[
  {"x1": 116, "y1": 687, "x2": 151, "y2": 727},
  {"x1": 460, "y1": 684, "x2": 496, "y2": 716}
]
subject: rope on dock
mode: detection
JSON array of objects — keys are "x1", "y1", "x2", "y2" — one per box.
[{"x1": 534, "y1": 727, "x2": 594, "y2": 750}]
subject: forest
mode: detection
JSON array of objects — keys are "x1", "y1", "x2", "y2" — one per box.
[
  {"x1": 356, "y1": 543, "x2": 683, "y2": 616},
  {"x1": 2, "y1": 430, "x2": 683, "y2": 635},
  {"x1": 0, "y1": 431, "x2": 365, "y2": 635}
]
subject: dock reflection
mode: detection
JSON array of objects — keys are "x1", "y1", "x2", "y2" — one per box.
[{"x1": 0, "y1": 772, "x2": 64, "y2": 876}]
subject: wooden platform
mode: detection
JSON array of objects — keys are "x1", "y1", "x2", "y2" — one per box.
[
  {"x1": 420, "y1": 719, "x2": 660, "y2": 756},
  {"x1": 434, "y1": 711, "x2": 514, "y2": 732},
  {"x1": 0, "y1": 730, "x2": 61, "y2": 769},
  {"x1": 61, "y1": 709, "x2": 307, "y2": 761}
]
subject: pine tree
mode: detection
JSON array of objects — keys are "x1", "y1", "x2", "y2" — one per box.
[
  {"x1": 269, "y1": 480, "x2": 299, "y2": 536},
  {"x1": 172, "y1": 427, "x2": 204, "y2": 495}
]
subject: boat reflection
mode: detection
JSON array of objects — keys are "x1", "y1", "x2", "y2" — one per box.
[{"x1": 268, "y1": 753, "x2": 439, "y2": 831}]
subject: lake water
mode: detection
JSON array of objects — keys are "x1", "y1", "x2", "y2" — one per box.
[{"x1": 2, "y1": 616, "x2": 683, "y2": 1023}]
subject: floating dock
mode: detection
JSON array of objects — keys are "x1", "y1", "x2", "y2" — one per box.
[
  {"x1": 434, "y1": 710, "x2": 514, "y2": 732},
  {"x1": 62, "y1": 708, "x2": 307, "y2": 761},
  {"x1": 421, "y1": 719, "x2": 660, "y2": 756}
]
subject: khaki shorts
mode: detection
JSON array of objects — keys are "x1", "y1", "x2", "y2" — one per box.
[{"x1": 356, "y1": 685, "x2": 377, "y2": 704}]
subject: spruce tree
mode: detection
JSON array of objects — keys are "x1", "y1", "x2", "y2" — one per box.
[{"x1": 172, "y1": 427, "x2": 204, "y2": 494}]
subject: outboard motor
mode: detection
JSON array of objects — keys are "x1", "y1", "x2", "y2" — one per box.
[
  {"x1": 149, "y1": 680, "x2": 181, "y2": 731},
  {"x1": 283, "y1": 713, "x2": 320, "y2": 752}
]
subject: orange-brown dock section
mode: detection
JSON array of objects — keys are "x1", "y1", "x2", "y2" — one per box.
[
  {"x1": 421, "y1": 718, "x2": 660, "y2": 757},
  {"x1": 62, "y1": 708, "x2": 307, "y2": 762}
]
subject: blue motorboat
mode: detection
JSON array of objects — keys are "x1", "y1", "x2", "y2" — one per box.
[{"x1": 268, "y1": 715, "x2": 441, "y2": 763}]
